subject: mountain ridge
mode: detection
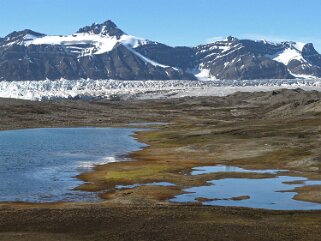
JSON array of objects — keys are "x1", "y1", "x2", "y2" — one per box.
[{"x1": 0, "y1": 20, "x2": 320, "y2": 81}]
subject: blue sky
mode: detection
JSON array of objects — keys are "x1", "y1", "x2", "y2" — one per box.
[{"x1": 1, "y1": 0, "x2": 320, "y2": 51}]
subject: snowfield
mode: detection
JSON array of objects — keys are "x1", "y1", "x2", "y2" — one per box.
[
  {"x1": 1, "y1": 79, "x2": 321, "y2": 101},
  {"x1": 28, "y1": 33, "x2": 150, "y2": 56}
]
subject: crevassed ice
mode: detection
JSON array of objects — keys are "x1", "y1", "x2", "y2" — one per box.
[{"x1": 1, "y1": 79, "x2": 321, "y2": 101}]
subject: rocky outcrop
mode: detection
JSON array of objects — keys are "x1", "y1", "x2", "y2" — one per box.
[{"x1": 76, "y1": 20, "x2": 125, "y2": 38}]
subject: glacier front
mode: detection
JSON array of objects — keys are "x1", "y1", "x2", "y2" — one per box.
[{"x1": 1, "y1": 79, "x2": 321, "y2": 101}]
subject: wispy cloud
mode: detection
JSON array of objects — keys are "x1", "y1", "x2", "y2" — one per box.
[
  {"x1": 240, "y1": 34, "x2": 321, "y2": 50},
  {"x1": 205, "y1": 36, "x2": 225, "y2": 43},
  {"x1": 239, "y1": 33, "x2": 287, "y2": 43},
  {"x1": 205, "y1": 34, "x2": 288, "y2": 45}
]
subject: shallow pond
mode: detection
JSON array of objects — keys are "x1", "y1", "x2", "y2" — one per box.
[
  {"x1": 171, "y1": 165, "x2": 321, "y2": 210},
  {"x1": 190, "y1": 165, "x2": 286, "y2": 175},
  {"x1": 116, "y1": 182, "x2": 175, "y2": 189},
  {"x1": 0, "y1": 127, "x2": 146, "y2": 202}
]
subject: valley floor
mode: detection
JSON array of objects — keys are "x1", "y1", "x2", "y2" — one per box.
[{"x1": 1, "y1": 88, "x2": 321, "y2": 240}]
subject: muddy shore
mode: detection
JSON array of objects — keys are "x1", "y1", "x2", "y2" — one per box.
[{"x1": 1, "y1": 88, "x2": 321, "y2": 240}]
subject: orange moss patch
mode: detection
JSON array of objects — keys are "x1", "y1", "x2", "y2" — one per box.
[{"x1": 293, "y1": 185, "x2": 321, "y2": 203}]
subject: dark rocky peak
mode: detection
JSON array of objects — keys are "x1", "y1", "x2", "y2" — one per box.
[
  {"x1": 2, "y1": 29, "x2": 45, "y2": 45},
  {"x1": 77, "y1": 20, "x2": 125, "y2": 38},
  {"x1": 302, "y1": 43, "x2": 317, "y2": 54},
  {"x1": 210, "y1": 36, "x2": 240, "y2": 46},
  {"x1": 280, "y1": 41, "x2": 295, "y2": 47},
  {"x1": 279, "y1": 41, "x2": 302, "y2": 50},
  {"x1": 226, "y1": 36, "x2": 239, "y2": 43},
  {"x1": 301, "y1": 43, "x2": 321, "y2": 66},
  {"x1": 197, "y1": 36, "x2": 239, "y2": 51}
]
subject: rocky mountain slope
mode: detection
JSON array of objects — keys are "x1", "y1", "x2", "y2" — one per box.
[
  {"x1": 0, "y1": 21, "x2": 194, "y2": 81},
  {"x1": 0, "y1": 20, "x2": 321, "y2": 81},
  {"x1": 194, "y1": 37, "x2": 321, "y2": 80}
]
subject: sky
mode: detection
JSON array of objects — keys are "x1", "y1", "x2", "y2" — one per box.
[{"x1": 0, "y1": 0, "x2": 320, "y2": 51}]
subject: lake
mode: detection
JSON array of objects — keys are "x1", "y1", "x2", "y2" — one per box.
[{"x1": 0, "y1": 127, "x2": 146, "y2": 202}]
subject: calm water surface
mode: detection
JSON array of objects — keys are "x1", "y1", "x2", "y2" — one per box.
[
  {"x1": 171, "y1": 165, "x2": 321, "y2": 210},
  {"x1": 0, "y1": 127, "x2": 146, "y2": 202}
]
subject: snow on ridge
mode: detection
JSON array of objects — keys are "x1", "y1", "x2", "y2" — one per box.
[
  {"x1": 28, "y1": 32, "x2": 149, "y2": 56},
  {"x1": 1, "y1": 79, "x2": 321, "y2": 101},
  {"x1": 22, "y1": 34, "x2": 39, "y2": 41},
  {"x1": 29, "y1": 33, "x2": 119, "y2": 56},
  {"x1": 4, "y1": 33, "x2": 41, "y2": 46},
  {"x1": 125, "y1": 45, "x2": 170, "y2": 68}
]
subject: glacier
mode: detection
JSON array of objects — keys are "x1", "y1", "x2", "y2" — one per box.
[{"x1": 1, "y1": 79, "x2": 321, "y2": 101}]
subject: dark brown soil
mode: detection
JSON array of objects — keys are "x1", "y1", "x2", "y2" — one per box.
[{"x1": 1, "y1": 203, "x2": 321, "y2": 241}]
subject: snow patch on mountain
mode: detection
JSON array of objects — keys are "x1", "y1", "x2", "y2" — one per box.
[
  {"x1": 289, "y1": 71, "x2": 319, "y2": 79},
  {"x1": 265, "y1": 41, "x2": 309, "y2": 66},
  {"x1": 194, "y1": 68, "x2": 217, "y2": 81},
  {"x1": 271, "y1": 48, "x2": 305, "y2": 65},
  {"x1": 195, "y1": 68, "x2": 211, "y2": 80}
]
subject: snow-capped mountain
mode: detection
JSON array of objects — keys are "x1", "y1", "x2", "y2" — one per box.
[
  {"x1": 27, "y1": 21, "x2": 153, "y2": 57},
  {"x1": 0, "y1": 29, "x2": 46, "y2": 46},
  {"x1": 137, "y1": 36, "x2": 321, "y2": 80},
  {"x1": 194, "y1": 37, "x2": 321, "y2": 80},
  {"x1": 0, "y1": 20, "x2": 194, "y2": 81},
  {"x1": 0, "y1": 20, "x2": 321, "y2": 81}
]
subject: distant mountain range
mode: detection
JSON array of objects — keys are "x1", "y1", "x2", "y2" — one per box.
[{"x1": 1, "y1": 20, "x2": 321, "y2": 81}]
